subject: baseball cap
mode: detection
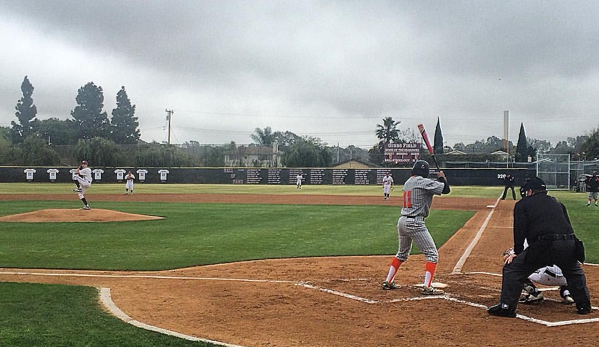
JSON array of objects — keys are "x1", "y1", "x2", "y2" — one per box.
[
  {"x1": 524, "y1": 177, "x2": 546, "y2": 191},
  {"x1": 81, "y1": 160, "x2": 88, "y2": 165}
]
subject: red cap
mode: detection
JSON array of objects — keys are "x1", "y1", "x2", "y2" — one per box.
[{"x1": 81, "y1": 160, "x2": 88, "y2": 165}]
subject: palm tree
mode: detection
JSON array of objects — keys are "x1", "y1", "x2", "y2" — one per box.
[
  {"x1": 251, "y1": 126, "x2": 275, "y2": 145},
  {"x1": 375, "y1": 117, "x2": 400, "y2": 144}
]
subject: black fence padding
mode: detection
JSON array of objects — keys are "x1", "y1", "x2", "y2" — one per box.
[{"x1": 2, "y1": 167, "x2": 535, "y2": 186}]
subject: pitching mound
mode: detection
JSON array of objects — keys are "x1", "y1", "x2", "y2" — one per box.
[{"x1": 0, "y1": 208, "x2": 164, "y2": 223}]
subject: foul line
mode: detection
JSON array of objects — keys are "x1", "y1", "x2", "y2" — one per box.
[
  {"x1": 99, "y1": 288, "x2": 247, "y2": 347},
  {"x1": 0, "y1": 271, "x2": 295, "y2": 284},
  {"x1": 452, "y1": 198, "x2": 500, "y2": 274}
]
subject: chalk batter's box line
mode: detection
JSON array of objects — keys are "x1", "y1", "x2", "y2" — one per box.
[
  {"x1": 2, "y1": 270, "x2": 598, "y2": 328},
  {"x1": 297, "y1": 282, "x2": 599, "y2": 327}
]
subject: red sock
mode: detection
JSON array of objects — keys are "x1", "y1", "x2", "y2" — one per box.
[
  {"x1": 385, "y1": 258, "x2": 403, "y2": 283},
  {"x1": 424, "y1": 262, "x2": 437, "y2": 287}
]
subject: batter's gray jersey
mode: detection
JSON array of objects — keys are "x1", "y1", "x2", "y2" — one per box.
[
  {"x1": 395, "y1": 175, "x2": 447, "y2": 263},
  {"x1": 401, "y1": 176, "x2": 445, "y2": 217}
]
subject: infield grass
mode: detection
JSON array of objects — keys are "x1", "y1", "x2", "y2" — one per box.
[{"x1": 0, "y1": 200, "x2": 474, "y2": 270}]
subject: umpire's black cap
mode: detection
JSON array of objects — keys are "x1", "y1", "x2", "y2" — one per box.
[{"x1": 523, "y1": 177, "x2": 546, "y2": 192}]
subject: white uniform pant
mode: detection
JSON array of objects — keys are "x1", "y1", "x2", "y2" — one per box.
[{"x1": 76, "y1": 177, "x2": 91, "y2": 199}]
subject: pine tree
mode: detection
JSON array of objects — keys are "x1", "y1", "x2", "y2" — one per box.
[
  {"x1": 71, "y1": 82, "x2": 110, "y2": 140},
  {"x1": 10, "y1": 76, "x2": 38, "y2": 144},
  {"x1": 515, "y1": 123, "x2": 528, "y2": 162},
  {"x1": 433, "y1": 117, "x2": 444, "y2": 154},
  {"x1": 110, "y1": 86, "x2": 140, "y2": 144}
]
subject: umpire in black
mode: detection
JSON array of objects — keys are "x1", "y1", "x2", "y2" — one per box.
[
  {"x1": 501, "y1": 173, "x2": 516, "y2": 200},
  {"x1": 488, "y1": 177, "x2": 592, "y2": 317}
]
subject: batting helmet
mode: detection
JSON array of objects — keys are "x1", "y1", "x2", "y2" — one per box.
[{"x1": 412, "y1": 160, "x2": 430, "y2": 177}]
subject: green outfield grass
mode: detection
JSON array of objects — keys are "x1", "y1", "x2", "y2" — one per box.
[
  {"x1": 0, "y1": 182, "x2": 508, "y2": 198},
  {"x1": 0, "y1": 184, "x2": 596, "y2": 346}
]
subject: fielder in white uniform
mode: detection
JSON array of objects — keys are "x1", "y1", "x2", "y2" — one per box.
[
  {"x1": 296, "y1": 173, "x2": 302, "y2": 189},
  {"x1": 73, "y1": 160, "x2": 92, "y2": 210},
  {"x1": 125, "y1": 171, "x2": 135, "y2": 195},
  {"x1": 382, "y1": 171, "x2": 394, "y2": 200}
]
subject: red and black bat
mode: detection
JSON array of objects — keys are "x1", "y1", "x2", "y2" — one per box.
[{"x1": 417, "y1": 123, "x2": 441, "y2": 171}]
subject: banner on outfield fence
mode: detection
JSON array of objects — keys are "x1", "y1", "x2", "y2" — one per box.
[{"x1": 383, "y1": 142, "x2": 421, "y2": 164}]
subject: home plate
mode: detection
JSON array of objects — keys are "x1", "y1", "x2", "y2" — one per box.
[{"x1": 414, "y1": 282, "x2": 448, "y2": 289}]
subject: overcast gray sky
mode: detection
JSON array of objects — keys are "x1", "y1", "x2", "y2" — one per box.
[{"x1": 1, "y1": 0, "x2": 598, "y2": 149}]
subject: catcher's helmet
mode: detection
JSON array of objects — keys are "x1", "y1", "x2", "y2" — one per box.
[{"x1": 412, "y1": 160, "x2": 430, "y2": 177}]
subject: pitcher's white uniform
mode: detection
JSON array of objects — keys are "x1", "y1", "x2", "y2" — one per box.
[
  {"x1": 73, "y1": 160, "x2": 92, "y2": 210},
  {"x1": 76, "y1": 167, "x2": 92, "y2": 192}
]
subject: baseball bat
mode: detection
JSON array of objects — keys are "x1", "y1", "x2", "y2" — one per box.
[{"x1": 417, "y1": 124, "x2": 441, "y2": 171}]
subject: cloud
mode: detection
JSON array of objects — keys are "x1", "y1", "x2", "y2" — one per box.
[{"x1": 1, "y1": 0, "x2": 599, "y2": 148}]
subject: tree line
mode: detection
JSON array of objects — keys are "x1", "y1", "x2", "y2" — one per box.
[
  {"x1": 369, "y1": 116, "x2": 599, "y2": 164},
  {"x1": 2, "y1": 76, "x2": 598, "y2": 168}
]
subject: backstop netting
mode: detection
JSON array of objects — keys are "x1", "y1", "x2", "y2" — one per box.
[{"x1": 536, "y1": 154, "x2": 570, "y2": 190}]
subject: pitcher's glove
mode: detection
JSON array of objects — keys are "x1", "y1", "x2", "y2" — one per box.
[{"x1": 502, "y1": 248, "x2": 516, "y2": 264}]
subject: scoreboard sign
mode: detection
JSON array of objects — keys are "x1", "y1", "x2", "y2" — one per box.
[{"x1": 383, "y1": 142, "x2": 421, "y2": 164}]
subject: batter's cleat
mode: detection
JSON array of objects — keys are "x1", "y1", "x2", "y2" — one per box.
[
  {"x1": 577, "y1": 302, "x2": 592, "y2": 315},
  {"x1": 488, "y1": 303, "x2": 517, "y2": 318},
  {"x1": 421, "y1": 286, "x2": 444, "y2": 295},
  {"x1": 381, "y1": 281, "x2": 397, "y2": 290},
  {"x1": 562, "y1": 294, "x2": 575, "y2": 304},
  {"x1": 73, "y1": 188, "x2": 82, "y2": 192},
  {"x1": 519, "y1": 292, "x2": 544, "y2": 304},
  {"x1": 81, "y1": 205, "x2": 91, "y2": 210}
]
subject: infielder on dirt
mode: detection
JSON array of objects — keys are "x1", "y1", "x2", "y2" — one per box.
[
  {"x1": 382, "y1": 160, "x2": 450, "y2": 295},
  {"x1": 125, "y1": 171, "x2": 135, "y2": 195},
  {"x1": 73, "y1": 160, "x2": 92, "y2": 210},
  {"x1": 382, "y1": 171, "x2": 394, "y2": 200}
]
